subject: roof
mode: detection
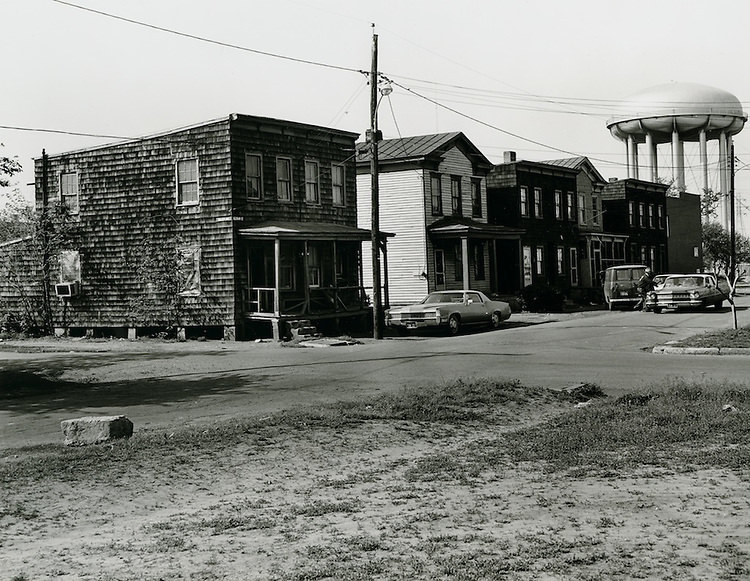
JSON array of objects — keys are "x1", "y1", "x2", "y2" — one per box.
[
  {"x1": 541, "y1": 156, "x2": 607, "y2": 184},
  {"x1": 238, "y1": 221, "x2": 392, "y2": 241},
  {"x1": 356, "y1": 132, "x2": 491, "y2": 169},
  {"x1": 427, "y1": 216, "x2": 524, "y2": 240}
]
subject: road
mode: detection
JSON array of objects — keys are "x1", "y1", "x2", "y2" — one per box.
[{"x1": 2, "y1": 298, "x2": 749, "y2": 449}]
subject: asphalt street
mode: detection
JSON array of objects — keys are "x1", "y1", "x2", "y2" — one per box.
[{"x1": 2, "y1": 296, "x2": 749, "y2": 449}]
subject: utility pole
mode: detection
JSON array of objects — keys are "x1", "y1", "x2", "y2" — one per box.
[
  {"x1": 730, "y1": 143, "x2": 736, "y2": 285},
  {"x1": 369, "y1": 28, "x2": 383, "y2": 339}
]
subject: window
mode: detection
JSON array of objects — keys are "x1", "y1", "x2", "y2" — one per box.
[
  {"x1": 176, "y1": 159, "x2": 199, "y2": 205},
  {"x1": 178, "y1": 245, "x2": 201, "y2": 296},
  {"x1": 435, "y1": 249, "x2": 445, "y2": 286},
  {"x1": 640, "y1": 246, "x2": 647, "y2": 264},
  {"x1": 455, "y1": 243, "x2": 463, "y2": 281},
  {"x1": 569, "y1": 247, "x2": 579, "y2": 286},
  {"x1": 554, "y1": 190, "x2": 562, "y2": 220},
  {"x1": 520, "y1": 186, "x2": 529, "y2": 217},
  {"x1": 473, "y1": 243, "x2": 485, "y2": 280},
  {"x1": 628, "y1": 201, "x2": 635, "y2": 226},
  {"x1": 657, "y1": 204, "x2": 665, "y2": 229},
  {"x1": 304, "y1": 160, "x2": 320, "y2": 204},
  {"x1": 451, "y1": 176, "x2": 462, "y2": 216},
  {"x1": 557, "y1": 246, "x2": 564, "y2": 274},
  {"x1": 471, "y1": 179, "x2": 482, "y2": 218},
  {"x1": 245, "y1": 154, "x2": 262, "y2": 200},
  {"x1": 430, "y1": 173, "x2": 442, "y2": 215},
  {"x1": 648, "y1": 204, "x2": 655, "y2": 228},
  {"x1": 60, "y1": 172, "x2": 79, "y2": 213},
  {"x1": 332, "y1": 164, "x2": 345, "y2": 206},
  {"x1": 307, "y1": 243, "x2": 321, "y2": 287},
  {"x1": 566, "y1": 192, "x2": 575, "y2": 221},
  {"x1": 592, "y1": 196, "x2": 599, "y2": 225},
  {"x1": 533, "y1": 187, "x2": 542, "y2": 218},
  {"x1": 59, "y1": 250, "x2": 81, "y2": 282},
  {"x1": 276, "y1": 158, "x2": 292, "y2": 201},
  {"x1": 535, "y1": 246, "x2": 544, "y2": 276},
  {"x1": 638, "y1": 202, "x2": 645, "y2": 228},
  {"x1": 578, "y1": 193, "x2": 586, "y2": 224}
]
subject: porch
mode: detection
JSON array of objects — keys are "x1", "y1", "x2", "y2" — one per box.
[{"x1": 238, "y1": 221, "x2": 384, "y2": 339}]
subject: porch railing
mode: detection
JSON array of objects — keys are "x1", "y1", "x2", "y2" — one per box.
[{"x1": 242, "y1": 286, "x2": 368, "y2": 317}]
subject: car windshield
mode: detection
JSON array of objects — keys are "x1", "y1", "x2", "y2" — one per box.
[
  {"x1": 664, "y1": 276, "x2": 703, "y2": 288},
  {"x1": 422, "y1": 292, "x2": 464, "y2": 304},
  {"x1": 612, "y1": 267, "x2": 645, "y2": 281}
]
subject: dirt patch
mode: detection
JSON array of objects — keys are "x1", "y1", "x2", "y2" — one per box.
[{"x1": 3, "y1": 389, "x2": 748, "y2": 581}]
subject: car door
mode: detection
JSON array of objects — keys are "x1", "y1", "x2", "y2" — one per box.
[{"x1": 464, "y1": 292, "x2": 489, "y2": 324}]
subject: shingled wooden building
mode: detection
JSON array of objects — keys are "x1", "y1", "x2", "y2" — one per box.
[{"x1": 29, "y1": 114, "x2": 378, "y2": 340}]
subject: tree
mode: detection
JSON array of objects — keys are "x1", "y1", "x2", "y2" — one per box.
[
  {"x1": 0, "y1": 144, "x2": 22, "y2": 189},
  {"x1": 700, "y1": 187, "x2": 722, "y2": 221},
  {"x1": 702, "y1": 221, "x2": 750, "y2": 329}
]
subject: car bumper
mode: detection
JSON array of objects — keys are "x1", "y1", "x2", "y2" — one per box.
[{"x1": 646, "y1": 299, "x2": 704, "y2": 309}]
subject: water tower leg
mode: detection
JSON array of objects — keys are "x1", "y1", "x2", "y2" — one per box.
[
  {"x1": 719, "y1": 132, "x2": 729, "y2": 228},
  {"x1": 627, "y1": 135, "x2": 638, "y2": 179},
  {"x1": 646, "y1": 132, "x2": 658, "y2": 182},
  {"x1": 671, "y1": 130, "x2": 685, "y2": 192},
  {"x1": 699, "y1": 129, "x2": 709, "y2": 195}
]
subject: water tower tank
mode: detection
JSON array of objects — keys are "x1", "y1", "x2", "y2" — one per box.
[{"x1": 607, "y1": 83, "x2": 746, "y2": 226}]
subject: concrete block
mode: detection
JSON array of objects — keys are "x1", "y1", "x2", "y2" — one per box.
[{"x1": 61, "y1": 415, "x2": 133, "y2": 446}]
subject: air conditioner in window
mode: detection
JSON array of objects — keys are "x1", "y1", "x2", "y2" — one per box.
[{"x1": 55, "y1": 281, "x2": 80, "y2": 298}]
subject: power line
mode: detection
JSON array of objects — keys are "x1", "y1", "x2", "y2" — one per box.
[
  {"x1": 0, "y1": 124, "x2": 130, "y2": 140},
  {"x1": 51, "y1": 0, "x2": 367, "y2": 77}
]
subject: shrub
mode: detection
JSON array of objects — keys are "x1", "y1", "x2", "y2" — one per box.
[{"x1": 519, "y1": 283, "x2": 564, "y2": 312}]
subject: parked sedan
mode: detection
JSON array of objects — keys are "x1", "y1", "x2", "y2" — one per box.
[
  {"x1": 645, "y1": 274, "x2": 730, "y2": 313},
  {"x1": 385, "y1": 290, "x2": 511, "y2": 335}
]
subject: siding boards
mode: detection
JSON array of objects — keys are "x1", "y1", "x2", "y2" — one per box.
[{"x1": 358, "y1": 171, "x2": 428, "y2": 305}]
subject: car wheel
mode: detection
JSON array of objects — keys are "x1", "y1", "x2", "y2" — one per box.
[
  {"x1": 715, "y1": 300, "x2": 724, "y2": 309},
  {"x1": 448, "y1": 314, "x2": 461, "y2": 336},
  {"x1": 653, "y1": 307, "x2": 662, "y2": 314},
  {"x1": 490, "y1": 311, "x2": 502, "y2": 329},
  {"x1": 396, "y1": 326, "x2": 409, "y2": 336}
]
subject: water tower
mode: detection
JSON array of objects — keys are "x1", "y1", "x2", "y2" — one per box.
[{"x1": 607, "y1": 82, "x2": 746, "y2": 228}]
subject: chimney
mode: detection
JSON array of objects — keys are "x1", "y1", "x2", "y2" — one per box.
[{"x1": 503, "y1": 151, "x2": 517, "y2": 163}]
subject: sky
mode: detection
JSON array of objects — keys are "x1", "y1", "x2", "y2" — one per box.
[{"x1": 3, "y1": 0, "x2": 750, "y2": 233}]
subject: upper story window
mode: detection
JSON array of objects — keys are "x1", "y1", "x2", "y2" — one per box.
[
  {"x1": 554, "y1": 190, "x2": 562, "y2": 220},
  {"x1": 648, "y1": 204, "x2": 655, "y2": 228},
  {"x1": 471, "y1": 178, "x2": 482, "y2": 218},
  {"x1": 578, "y1": 193, "x2": 586, "y2": 224},
  {"x1": 430, "y1": 173, "x2": 442, "y2": 215},
  {"x1": 638, "y1": 202, "x2": 646, "y2": 228},
  {"x1": 533, "y1": 187, "x2": 542, "y2": 218},
  {"x1": 628, "y1": 201, "x2": 635, "y2": 227},
  {"x1": 332, "y1": 164, "x2": 345, "y2": 207},
  {"x1": 245, "y1": 153, "x2": 262, "y2": 201},
  {"x1": 451, "y1": 176, "x2": 462, "y2": 216},
  {"x1": 566, "y1": 192, "x2": 575, "y2": 221},
  {"x1": 304, "y1": 160, "x2": 320, "y2": 204},
  {"x1": 592, "y1": 196, "x2": 599, "y2": 225},
  {"x1": 176, "y1": 159, "x2": 199, "y2": 206},
  {"x1": 520, "y1": 186, "x2": 529, "y2": 217},
  {"x1": 276, "y1": 157, "x2": 292, "y2": 202},
  {"x1": 657, "y1": 204, "x2": 665, "y2": 229},
  {"x1": 60, "y1": 172, "x2": 79, "y2": 213}
]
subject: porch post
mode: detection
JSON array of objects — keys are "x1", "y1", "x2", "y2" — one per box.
[
  {"x1": 303, "y1": 240, "x2": 310, "y2": 313},
  {"x1": 381, "y1": 237, "x2": 390, "y2": 308},
  {"x1": 461, "y1": 237, "x2": 470, "y2": 291},
  {"x1": 274, "y1": 239, "x2": 281, "y2": 315}
]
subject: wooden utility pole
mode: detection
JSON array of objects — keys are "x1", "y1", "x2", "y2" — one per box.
[
  {"x1": 730, "y1": 142, "x2": 736, "y2": 285},
  {"x1": 369, "y1": 30, "x2": 383, "y2": 339},
  {"x1": 40, "y1": 149, "x2": 53, "y2": 333}
]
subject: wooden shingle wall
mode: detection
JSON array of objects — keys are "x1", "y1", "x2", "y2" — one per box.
[{"x1": 34, "y1": 118, "x2": 237, "y2": 331}]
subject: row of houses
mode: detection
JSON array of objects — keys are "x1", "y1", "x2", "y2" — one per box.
[{"x1": 0, "y1": 113, "x2": 702, "y2": 340}]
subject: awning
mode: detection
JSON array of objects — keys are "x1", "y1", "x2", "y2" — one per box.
[
  {"x1": 428, "y1": 217, "x2": 524, "y2": 240},
  {"x1": 238, "y1": 221, "x2": 393, "y2": 241}
]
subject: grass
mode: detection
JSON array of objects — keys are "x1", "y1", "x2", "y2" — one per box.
[
  {"x1": 673, "y1": 325, "x2": 750, "y2": 348},
  {"x1": 4, "y1": 377, "x2": 750, "y2": 580}
]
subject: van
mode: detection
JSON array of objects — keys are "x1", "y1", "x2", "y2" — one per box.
[{"x1": 602, "y1": 265, "x2": 648, "y2": 310}]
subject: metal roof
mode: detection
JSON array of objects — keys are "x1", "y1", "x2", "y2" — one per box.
[
  {"x1": 238, "y1": 221, "x2": 392, "y2": 241},
  {"x1": 356, "y1": 132, "x2": 490, "y2": 167}
]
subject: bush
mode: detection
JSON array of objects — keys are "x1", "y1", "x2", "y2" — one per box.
[{"x1": 519, "y1": 283, "x2": 564, "y2": 312}]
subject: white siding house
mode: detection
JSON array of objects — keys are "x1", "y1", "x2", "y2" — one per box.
[{"x1": 357, "y1": 133, "x2": 522, "y2": 306}]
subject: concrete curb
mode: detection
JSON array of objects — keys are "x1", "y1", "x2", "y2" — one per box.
[{"x1": 652, "y1": 345, "x2": 750, "y2": 355}]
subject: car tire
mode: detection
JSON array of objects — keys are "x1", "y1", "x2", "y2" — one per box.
[
  {"x1": 653, "y1": 307, "x2": 662, "y2": 314},
  {"x1": 448, "y1": 314, "x2": 461, "y2": 336},
  {"x1": 715, "y1": 300, "x2": 724, "y2": 309},
  {"x1": 490, "y1": 311, "x2": 502, "y2": 329}
]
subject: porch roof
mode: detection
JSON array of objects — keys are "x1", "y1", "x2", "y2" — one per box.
[
  {"x1": 427, "y1": 217, "x2": 524, "y2": 240},
  {"x1": 238, "y1": 221, "x2": 391, "y2": 241}
]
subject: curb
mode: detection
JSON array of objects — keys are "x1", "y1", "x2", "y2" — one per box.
[{"x1": 652, "y1": 345, "x2": 750, "y2": 356}]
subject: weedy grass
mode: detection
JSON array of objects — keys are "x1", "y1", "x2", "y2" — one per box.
[{"x1": 674, "y1": 325, "x2": 750, "y2": 348}]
